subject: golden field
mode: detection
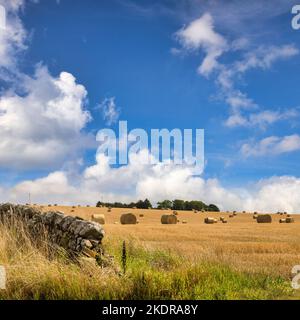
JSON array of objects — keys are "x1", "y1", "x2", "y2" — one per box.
[
  {"x1": 40, "y1": 205, "x2": 300, "y2": 278},
  {"x1": 1, "y1": 204, "x2": 299, "y2": 300}
]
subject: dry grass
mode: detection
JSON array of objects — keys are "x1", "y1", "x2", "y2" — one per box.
[
  {"x1": 0, "y1": 205, "x2": 298, "y2": 300},
  {"x1": 37, "y1": 205, "x2": 300, "y2": 278},
  {"x1": 0, "y1": 218, "x2": 123, "y2": 300}
]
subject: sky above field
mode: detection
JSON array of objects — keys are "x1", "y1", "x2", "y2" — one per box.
[{"x1": 1, "y1": 0, "x2": 300, "y2": 212}]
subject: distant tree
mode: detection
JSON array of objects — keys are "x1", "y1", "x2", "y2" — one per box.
[
  {"x1": 144, "y1": 198, "x2": 152, "y2": 208},
  {"x1": 185, "y1": 200, "x2": 207, "y2": 211},
  {"x1": 136, "y1": 199, "x2": 152, "y2": 209},
  {"x1": 157, "y1": 200, "x2": 172, "y2": 209},
  {"x1": 128, "y1": 202, "x2": 136, "y2": 208},
  {"x1": 172, "y1": 199, "x2": 185, "y2": 211},
  {"x1": 96, "y1": 201, "x2": 103, "y2": 207},
  {"x1": 207, "y1": 204, "x2": 220, "y2": 212}
]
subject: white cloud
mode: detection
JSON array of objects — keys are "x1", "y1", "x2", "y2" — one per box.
[
  {"x1": 99, "y1": 97, "x2": 120, "y2": 126},
  {"x1": 175, "y1": 13, "x2": 227, "y2": 76},
  {"x1": 0, "y1": 1, "x2": 93, "y2": 171},
  {"x1": 3, "y1": 151, "x2": 242, "y2": 209},
  {"x1": 225, "y1": 91, "x2": 257, "y2": 111},
  {"x1": 226, "y1": 109, "x2": 299, "y2": 128},
  {"x1": 235, "y1": 45, "x2": 299, "y2": 73},
  {"x1": 221, "y1": 45, "x2": 299, "y2": 125},
  {"x1": 241, "y1": 134, "x2": 300, "y2": 157},
  {"x1": 4, "y1": 150, "x2": 300, "y2": 213},
  {"x1": 0, "y1": 65, "x2": 91, "y2": 169},
  {"x1": 174, "y1": 13, "x2": 299, "y2": 129},
  {"x1": 0, "y1": 0, "x2": 26, "y2": 69},
  {"x1": 243, "y1": 176, "x2": 300, "y2": 213}
]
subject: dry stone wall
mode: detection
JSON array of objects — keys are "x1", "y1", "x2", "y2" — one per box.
[{"x1": 0, "y1": 203, "x2": 105, "y2": 257}]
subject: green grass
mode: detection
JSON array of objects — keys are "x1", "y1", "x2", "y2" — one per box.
[
  {"x1": 104, "y1": 239, "x2": 294, "y2": 300},
  {"x1": 0, "y1": 224, "x2": 296, "y2": 300}
]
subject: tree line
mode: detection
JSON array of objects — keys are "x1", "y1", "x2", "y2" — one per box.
[
  {"x1": 157, "y1": 199, "x2": 219, "y2": 211},
  {"x1": 96, "y1": 199, "x2": 152, "y2": 209},
  {"x1": 96, "y1": 198, "x2": 219, "y2": 212}
]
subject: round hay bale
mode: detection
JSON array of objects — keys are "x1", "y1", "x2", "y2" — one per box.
[
  {"x1": 222, "y1": 219, "x2": 228, "y2": 224},
  {"x1": 139, "y1": 214, "x2": 144, "y2": 218},
  {"x1": 279, "y1": 218, "x2": 286, "y2": 223},
  {"x1": 256, "y1": 214, "x2": 272, "y2": 223},
  {"x1": 120, "y1": 213, "x2": 137, "y2": 225},
  {"x1": 107, "y1": 208, "x2": 112, "y2": 213},
  {"x1": 204, "y1": 217, "x2": 217, "y2": 224},
  {"x1": 286, "y1": 217, "x2": 295, "y2": 223},
  {"x1": 91, "y1": 214, "x2": 105, "y2": 225},
  {"x1": 229, "y1": 214, "x2": 234, "y2": 218},
  {"x1": 253, "y1": 215, "x2": 258, "y2": 219},
  {"x1": 161, "y1": 214, "x2": 177, "y2": 224},
  {"x1": 220, "y1": 217, "x2": 225, "y2": 221},
  {"x1": 182, "y1": 220, "x2": 187, "y2": 224},
  {"x1": 173, "y1": 211, "x2": 178, "y2": 216}
]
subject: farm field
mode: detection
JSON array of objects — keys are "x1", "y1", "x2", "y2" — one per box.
[
  {"x1": 41, "y1": 206, "x2": 300, "y2": 278},
  {"x1": 1, "y1": 204, "x2": 300, "y2": 300}
]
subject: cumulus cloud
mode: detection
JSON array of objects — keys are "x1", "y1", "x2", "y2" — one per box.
[
  {"x1": 3, "y1": 150, "x2": 300, "y2": 213},
  {"x1": 0, "y1": 151, "x2": 242, "y2": 209},
  {"x1": 0, "y1": 0, "x2": 27, "y2": 69},
  {"x1": 241, "y1": 134, "x2": 300, "y2": 157},
  {"x1": 0, "y1": 64, "x2": 91, "y2": 170},
  {"x1": 175, "y1": 13, "x2": 227, "y2": 76},
  {"x1": 243, "y1": 176, "x2": 300, "y2": 213},
  {"x1": 0, "y1": 1, "x2": 92, "y2": 170}
]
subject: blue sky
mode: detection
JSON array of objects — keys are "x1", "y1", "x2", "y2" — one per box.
[{"x1": 1, "y1": 0, "x2": 300, "y2": 211}]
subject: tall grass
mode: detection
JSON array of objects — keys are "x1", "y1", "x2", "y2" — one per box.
[{"x1": 0, "y1": 221, "x2": 295, "y2": 300}]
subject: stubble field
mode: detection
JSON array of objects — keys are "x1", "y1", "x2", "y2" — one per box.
[
  {"x1": 43, "y1": 206, "x2": 300, "y2": 278},
  {"x1": 1, "y1": 204, "x2": 299, "y2": 300}
]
